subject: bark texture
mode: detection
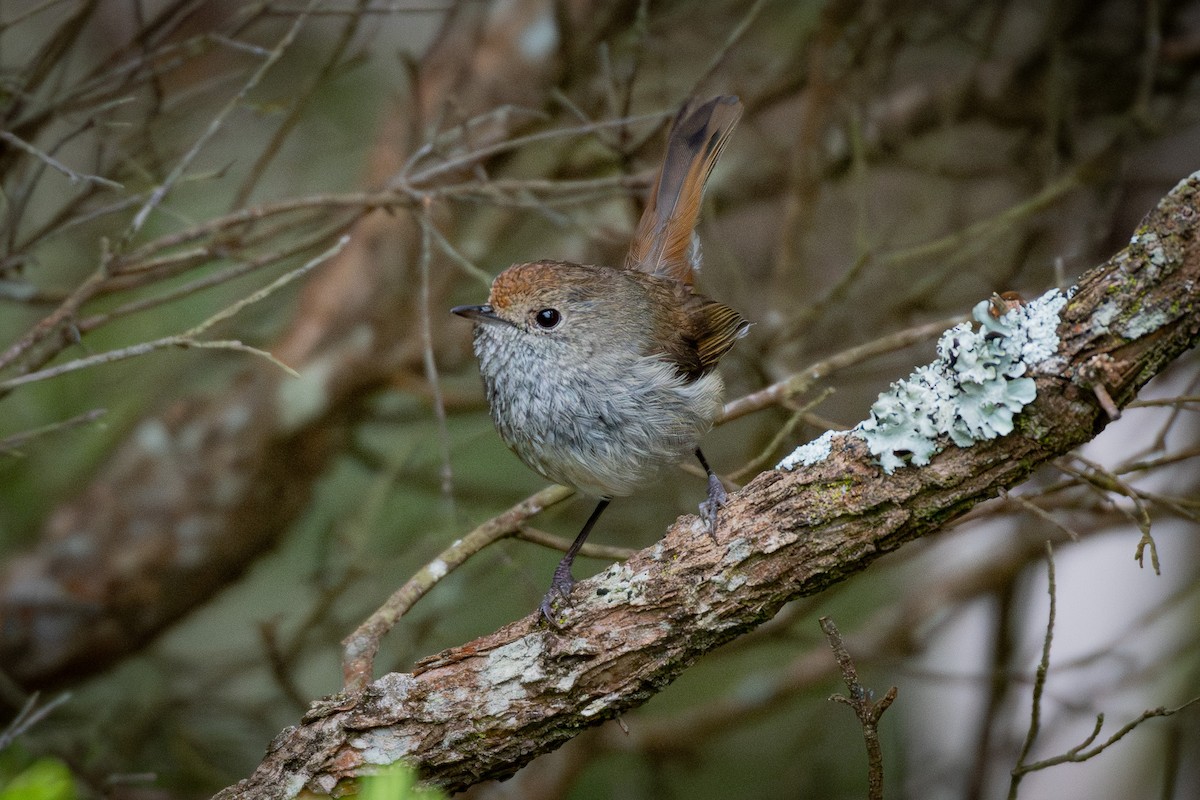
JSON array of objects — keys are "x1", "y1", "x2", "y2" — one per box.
[{"x1": 214, "y1": 172, "x2": 1200, "y2": 798}]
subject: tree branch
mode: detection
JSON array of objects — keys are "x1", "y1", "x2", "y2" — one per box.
[
  {"x1": 215, "y1": 171, "x2": 1200, "y2": 798},
  {"x1": 0, "y1": 0, "x2": 582, "y2": 690}
]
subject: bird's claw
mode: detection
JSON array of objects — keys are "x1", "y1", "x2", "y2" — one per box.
[
  {"x1": 538, "y1": 568, "x2": 576, "y2": 629},
  {"x1": 699, "y1": 473, "x2": 729, "y2": 541}
]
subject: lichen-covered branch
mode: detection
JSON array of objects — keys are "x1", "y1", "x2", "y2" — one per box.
[{"x1": 215, "y1": 172, "x2": 1200, "y2": 799}]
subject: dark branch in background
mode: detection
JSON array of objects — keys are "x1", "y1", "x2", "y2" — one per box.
[
  {"x1": 820, "y1": 616, "x2": 897, "y2": 800},
  {"x1": 215, "y1": 170, "x2": 1200, "y2": 798}
]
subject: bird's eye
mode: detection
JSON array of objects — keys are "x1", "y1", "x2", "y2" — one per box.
[{"x1": 534, "y1": 308, "x2": 561, "y2": 329}]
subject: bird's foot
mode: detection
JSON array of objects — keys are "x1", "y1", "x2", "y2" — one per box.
[
  {"x1": 538, "y1": 564, "x2": 577, "y2": 630},
  {"x1": 698, "y1": 473, "x2": 730, "y2": 541}
]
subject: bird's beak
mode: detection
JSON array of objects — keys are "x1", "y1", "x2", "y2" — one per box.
[{"x1": 451, "y1": 304, "x2": 511, "y2": 327}]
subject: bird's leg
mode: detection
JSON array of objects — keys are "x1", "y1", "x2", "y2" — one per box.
[
  {"x1": 695, "y1": 448, "x2": 728, "y2": 540},
  {"x1": 539, "y1": 498, "x2": 611, "y2": 628}
]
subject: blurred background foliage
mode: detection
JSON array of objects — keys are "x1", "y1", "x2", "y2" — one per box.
[{"x1": 1, "y1": 0, "x2": 1198, "y2": 798}]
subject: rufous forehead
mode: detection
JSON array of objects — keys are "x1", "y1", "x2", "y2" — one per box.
[{"x1": 489, "y1": 261, "x2": 574, "y2": 309}]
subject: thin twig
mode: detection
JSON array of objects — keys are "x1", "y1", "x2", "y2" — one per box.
[
  {"x1": 341, "y1": 484, "x2": 575, "y2": 691},
  {"x1": 0, "y1": 236, "x2": 349, "y2": 391},
  {"x1": 424, "y1": 215, "x2": 495, "y2": 288},
  {"x1": 0, "y1": 130, "x2": 124, "y2": 190},
  {"x1": 720, "y1": 314, "x2": 964, "y2": 424},
  {"x1": 77, "y1": 221, "x2": 353, "y2": 332},
  {"x1": 1008, "y1": 542, "x2": 1057, "y2": 800},
  {"x1": 515, "y1": 525, "x2": 637, "y2": 561},
  {"x1": 417, "y1": 203, "x2": 454, "y2": 499},
  {"x1": 820, "y1": 616, "x2": 897, "y2": 800},
  {"x1": 0, "y1": 692, "x2": 72, "y2": 751},
  {"x1": 258, "y1": 619, "x2": 309, "y2": 713},
  {"x1": 402, "y1": 112, "x2": 666, "y2": 187},
  {"x1": 687, "y1": 0, "x2": 767, "y2": 95},
  {"x1": 182, "y1": 236, "x2": 349, "y2": 339},
  {"x1": 1056, "y1": 456, "x2": 1160, "y2": 574},
  {"x1": 1012, "y1": 697, "x2": 1200, "y2": 781},
  {"x1": 1126, "y1": 395, "x2": 1200, "y2": 408},
  {"x1": 0, "y1": 267, "x2": 107, "y2": 375},
  {"x1": 229, "y1": 0, "x2": 370, "y2": 210},
  {"x1": 729, "y1": 388, "x2": 837, "y2": 481},
  {"x1": 123, "y1": 0, "x2": 318, "y2": 243},
  {"x1": 1000, "y1": 489, "x2": 1083, "y2": 541},
  {"x1": 0, "y1": 408, "x2": 107, "y2": 456},
  {"x1": 0, "y1": 0, "x2": 79, "y2": 33}
]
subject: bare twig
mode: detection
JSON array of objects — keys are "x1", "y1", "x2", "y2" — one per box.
[
  {"x1": 999, "y1": 489, "x2": 1083, "y2": 542},
  {"x1": 0, "y1": 408, "x2": 107, "y2": 457},
  {"x1": 229, "y1": 0, "x2": 372, "y2": 210},
  {"x1": 0, "y1": 130, "x2": 123, "y2": 190},
  {"x1": 402, "y1": 112, "x2": 666, "y2": 187},
  {"x1": 729, "y1": 388, "x2": 837, "y2": 481},
  {"x1": 0, "y1": 236, "x2": 349, "y2": 391},
  {"x1": 424, "y1": 214, "x2": 495, "y2": 288},
  {"x1": 1056, "y1": 456, "x2": 1160, "y2": 574},
  {"x1": 1011, "y1": 696, "x2": 1200, "y2": 788},
  {"x1": 720, "y1": 314, "x2": 964, "y2": 423},
  {"x1": 76, "y1": 221, "x2": 353, "y2": 332},
  {"x1": 515, "y1": 525, "x2": 637, "y2": 561},
  {"x1": 124, "y1": 0, "x2": 318, "y2": 242},
  {"x1": 259, "y1": 619, "x2": 310, "y2": 713},
  {"x1": 0, "y1": 692, "x2": 72, "y2": 751},
  {"x1": 1125, "y1": 395, "x2": 1200, "y2": 408},
  {"x1": 0, "y1": 267, "x2": 107, "y2": 374},
  {"x1": 821, "y1": 616, "x2": 897, "y2": 800},
  {"x1": 341, "y1": 484, "x2": 575, "y2": 691},
  {"x1": 417, "y1": 203, "x2": 454, "y2": 499},
  {"x1": 1008, "y1": 542, "x2": 1057, "y2": 800},
  {"x1": 687, "y1": 0, "x2": 767, "y2": 95}
]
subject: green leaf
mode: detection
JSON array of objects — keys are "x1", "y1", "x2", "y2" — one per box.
[
  {"x1": 0, "y1": 758, "x2": 77, "y2": 800},
  {"x1": 359, "y1": 763, "x2": 446, "y2": 800}
]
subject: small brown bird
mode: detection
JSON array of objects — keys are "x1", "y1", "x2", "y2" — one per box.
[{"x1": 452, "y1": 96, "x2": 748, "y2": 625}]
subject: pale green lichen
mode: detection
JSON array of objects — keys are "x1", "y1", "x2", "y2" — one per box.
[
  {"x1": 481, "y1": 637, "x2": 545, "y2": 716},
  {"x1": 854, "y1": 288, "x2": 1069, "y2": 474},
  {"x1": 1128, "y1": 229, "x2": 1169, "y2": 275},
  {"x1": 581, "y1": 693, "x2": 622, "y2": 717},
  {"x1": 1092, "y1": 290, "x2": 1181, "y2": 340},
  {"x1": 777, "y1": 430, "x2": 836, "y2": 471},
  {"x1": 591, "y1": 561, "x2": 651, "y2": 607},
  {"x1": 720, "y1": 536, "x2": 753, "y2": 567},
  {"x1": 1090, "y1": 300, "x2": 1120, "y2": 334},
  {"x1": 351, "y1": 729, "x2": 422, "y2": 766},
  {"x1": 1096, "y1": 225, "x2": 1186, "y2": 340},
  {"x1": 1121, "y1": 307, "x2": 1173, "y2": 339}
]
